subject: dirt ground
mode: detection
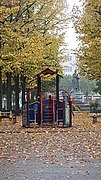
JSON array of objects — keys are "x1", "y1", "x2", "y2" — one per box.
[{"x1": 0, "y1": 113, "x2": 101, "y2": 180}]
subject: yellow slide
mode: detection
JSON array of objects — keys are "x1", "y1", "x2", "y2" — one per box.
[{"x1": 72, "y1": 104, "x2": 82, "y2": 112}]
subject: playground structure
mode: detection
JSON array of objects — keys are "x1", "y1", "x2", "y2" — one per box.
[{"x1": 22, "y1": 68, "x2": 72, "y2": 128}]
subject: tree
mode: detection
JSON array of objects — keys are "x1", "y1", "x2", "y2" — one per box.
[
  {"x1": 41, "y1": 79, "x2": 55, "y2": 91},
  {"x1": 79, "y1": 76, "x2": 96, "y2": 95},
  {"x1": 94, "y1": 80, "x2": 101, "y2": 95},
  {"x1": 59, "y1": 75, "x2": 72, "y2": 93},
  {"x1": 59, "y1": 75, "x2": 97, "y2": 95},
  {"x1": 72, "y1": 0, "x2": 101, "y2": 80},
  {"x1": 0, "y1": 0, "x2": 68, "y2": 86}
]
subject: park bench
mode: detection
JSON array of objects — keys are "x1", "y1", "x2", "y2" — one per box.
[
  {"x1": 0, "y1": 111, "x2": 13, "y2": 120},
  {"x1": 0, "y1": 111, "x2": 12, "y2": 118},
  {"x1": 0, "y1": 111, "x2": 17, "y2": 124}
]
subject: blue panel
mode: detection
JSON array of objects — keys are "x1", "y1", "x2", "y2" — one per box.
[
  {"x1": 58, "y1": 109, "x2": 63, "y2": 119},
  {"x1": 29, "y1": 102, "x2": 39, "y2": 122},
  {"x1": 43, "y1": 99, "x2": 48, "y2": 105}
]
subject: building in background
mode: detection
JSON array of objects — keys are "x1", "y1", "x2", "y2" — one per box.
[{"x1": 62, "y1": 49, "x2": 77, "y2": 76}]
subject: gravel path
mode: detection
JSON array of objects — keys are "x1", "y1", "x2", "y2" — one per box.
[
  {"x1": 0, "y1": 157, "x2": 101, "y2": 180},
  {"x1": 0, "y1": 113, "x2": 101, "y2": 180}
]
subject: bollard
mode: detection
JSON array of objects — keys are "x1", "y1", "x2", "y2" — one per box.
[
  {"x1": 9, "y1": 111, "x2": 13, "y2": 120},
  {"x1": 93, "y1": 113, "x2": 97, "y2": 124},
  {"x1": 0, "y1": 111, "x2": 2, "y2": 121},
  {"x1": 12, "y1": 115, "x2": 16, "y2": 124}
]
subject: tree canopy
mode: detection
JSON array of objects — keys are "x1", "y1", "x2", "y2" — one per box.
[
  {"x1": 72, "y1": 0, "x2": 101, "y2": 80},
  {"x1": 0, "y1": 0, "x2": 68, "y2": 85},
  {"x1": 94, "y1": 80, "x2": 101, "y2": 95}
]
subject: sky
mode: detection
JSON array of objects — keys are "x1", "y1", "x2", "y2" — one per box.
[{"x1": 65, "y1": 0, "x2": 81, "y2": 49}]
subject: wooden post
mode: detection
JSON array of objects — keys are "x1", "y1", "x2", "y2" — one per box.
[
  {"x1": 12, "y1": 114, "x2": 16, "y2": 124},
  {"x1": 93, "y1": 113, "x2": 97, "y2": 123},
  {"x1": 37, "y1": 75, "x2": 42, "y2": 127},
  {"x1": 56, "y1": 72, "x2": 59, "y2": 122},
  {"x1": 52, "y1": 97, "x2": 55, "y2": 127},
  {"x1": 56, "y1": 73, "x2": 59, "y2": 104},
  {"x1": 37, "y1": 75, "x2": 41, "y2": 97},
  {"x1": 63, "y1": 101, "x2": 65, "y2": 127},
  {"x1": 39, "y1": 95, "x2": 43, "y2": 127}
]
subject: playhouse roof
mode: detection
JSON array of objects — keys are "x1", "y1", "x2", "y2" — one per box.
[{"x1": 41, "y1": 68, "x2": 55, "y2": 76}]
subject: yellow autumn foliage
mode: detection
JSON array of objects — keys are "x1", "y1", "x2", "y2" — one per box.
[
  {"x1": 72, "y1": 0, "x2": 101, "y2": 80},
  {"x1": 0, "y1": 0, "x2": 68, "y2": 84}
]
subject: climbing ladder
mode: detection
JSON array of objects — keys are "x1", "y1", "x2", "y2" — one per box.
[
  {"x1": 43, "y1": 104, "x2": 53, "y2": 122},
  {"x1": 43, "y1": 98, "x2": 55, "y2": 126}
]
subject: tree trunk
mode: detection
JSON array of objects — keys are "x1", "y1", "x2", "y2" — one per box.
[
  {"x1": 21, "y1": 74, "x2": 26, "y2": 107},
  {"x1": 6, "y1": 72, "x2": 12, "y2": 111},
  {"x1": 15, "y1": 74, "x2": 19, "y2": 115}
]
